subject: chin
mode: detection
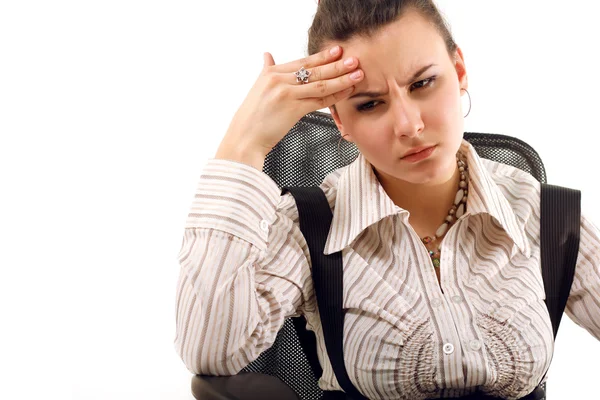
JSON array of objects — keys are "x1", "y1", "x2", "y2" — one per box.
[{"x1": 406, "y1": 159, "x2": 453, "y2": 184}]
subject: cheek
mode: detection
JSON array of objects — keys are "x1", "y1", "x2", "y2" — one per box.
[
  {"x1": 424, "y1": 87, "x2": 462, "y2": 126},
  {"x1": 341, "y1": 120, "x2": 389, "y2": 155}
]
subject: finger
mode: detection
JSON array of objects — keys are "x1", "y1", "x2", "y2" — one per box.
[
  {"x1": 263, "y1": 52, "x2": 275, "y2": 68},
  {"x1": 294, "y1": 68, "x2": 363, "y2": 100},
  {"x1": 283, "y1": 55, "x2": 358, "y2": 85},
  {"x1": 306, "y1": 85, "x2": 356, "y2": 111},
  {"x1": 271, "y1": 45, "x2": 342, "y2": 73}
]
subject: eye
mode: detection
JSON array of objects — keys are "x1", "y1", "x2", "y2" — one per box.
[
  {"x1": 355, "y1": 76, "x2": 437, "y2": 113},
  {"x1": 410, "y1": 76, "x2": 437, "y2": 92},
  {"x1": 356, "y1": 100, "x2": 380, "y2": 112}
]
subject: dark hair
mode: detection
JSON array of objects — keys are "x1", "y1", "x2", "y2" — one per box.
[{"x1": 308, "y1": 0, "x2": 457, "y2": 57}]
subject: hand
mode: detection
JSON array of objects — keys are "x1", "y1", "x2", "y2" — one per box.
[{"x1": 220, "y1": 45, "x2": 364, "y2": 157}]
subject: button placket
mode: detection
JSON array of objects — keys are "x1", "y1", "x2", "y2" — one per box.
[{"x1": 443, "y1": 343, "x2": 455, "y2": 355}]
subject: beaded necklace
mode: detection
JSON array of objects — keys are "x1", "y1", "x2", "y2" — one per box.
[{"x1": 420, "y1": 153, "x2": 469, "y2": 268}]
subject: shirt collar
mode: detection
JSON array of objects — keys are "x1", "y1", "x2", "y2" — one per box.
[{"x1": 323, "y1": 139, "x2": 531, "y2": 258}]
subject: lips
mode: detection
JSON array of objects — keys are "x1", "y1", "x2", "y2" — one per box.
[{"x1": 402, "y1": 145, "x2": 436, "y2": 158}]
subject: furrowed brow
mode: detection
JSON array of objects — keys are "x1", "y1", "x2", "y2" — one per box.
[{"x1": 348, "y1": 63, "x2": 437, "y2": 100}]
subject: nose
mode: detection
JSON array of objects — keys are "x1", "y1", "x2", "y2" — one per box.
[{"x1": 390, "y1": 90, "x2": 424, "y2": 139}]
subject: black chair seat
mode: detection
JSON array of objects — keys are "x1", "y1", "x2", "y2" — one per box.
[{"x1": 192, "y1": 372, "x2": 300, "y2": 400}]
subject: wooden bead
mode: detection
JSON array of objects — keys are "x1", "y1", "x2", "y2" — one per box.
[
  {"x1": 436, "y1": 222, "x2": 449, "y2": 237},
  {"x1": 454, "y1": 189, "x2": 464, "y2": 205}
]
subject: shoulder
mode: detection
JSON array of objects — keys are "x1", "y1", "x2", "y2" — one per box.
[
  {"x1": 481, "y1": 157, "x2": 541, "y2": 195},
  {"x1": 276, "y1": 163, "x2": 348, "y2": 222},
  {"x1": 481, "y1": 158, "x2": 540, "y2": 191},
  {"x1": 481, "y1": 157, "x2": 541, "y2": 223}
]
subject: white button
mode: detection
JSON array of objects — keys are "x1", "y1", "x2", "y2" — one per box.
[
  {"x1": 431, "y1": 298, "x2": 442, "y2": 308},
  {"x1": 443, "y1": 343, "x2": 454, "y2": 355},
  {"x1": 259, "y1": 220, "x2": 269, "y2": 232},
  {"x1": 452, "y1": 295, "x2": 462, "y2": 303},
  {"x1": 470, "y1": 340, "x2": 481, "y2": 351}
]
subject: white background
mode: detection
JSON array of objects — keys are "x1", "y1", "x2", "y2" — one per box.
[{"x1": 1, "y1": 1, "x2": 599, "y2": 399}]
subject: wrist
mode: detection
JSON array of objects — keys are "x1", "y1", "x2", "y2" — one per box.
[{"x1": 214, "y1": 139, "x2": 269, "y2": 171}]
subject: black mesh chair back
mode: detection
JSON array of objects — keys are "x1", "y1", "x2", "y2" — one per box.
[
  {"x1": 230, "y1": 111, "x2": 547, "y2": 400},
  {"x1": 263, "y1": 111, "x2": 546, "y2": 188}
]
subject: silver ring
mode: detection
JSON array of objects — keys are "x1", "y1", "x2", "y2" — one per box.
[{"x1": 294, "y1": 66, "x2": 311, "y2": 84}]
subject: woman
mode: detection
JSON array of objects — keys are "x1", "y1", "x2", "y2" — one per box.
[{"x1": 174, "y1": 0, "x2": 600, "y2": 398}]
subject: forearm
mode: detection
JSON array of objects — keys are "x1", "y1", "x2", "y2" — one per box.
[
  {"x1": 174, "y1": 231, "x2": 290, "y2": 375},
  {"x1": 214, "y1": 136, "x2": 270, "y2": 172}
]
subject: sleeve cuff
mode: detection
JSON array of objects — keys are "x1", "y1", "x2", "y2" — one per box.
[{"x1": 184, "y1": 158, "x2": 283, "y2": 251}]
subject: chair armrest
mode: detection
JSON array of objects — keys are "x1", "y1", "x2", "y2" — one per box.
[{"x1": 191, "y1": 372, "x2": 301, "y2": 400}]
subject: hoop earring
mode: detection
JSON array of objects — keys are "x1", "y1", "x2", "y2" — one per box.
[{"x1": 461, "y1": 88, "x2": 471, "y2": 118}]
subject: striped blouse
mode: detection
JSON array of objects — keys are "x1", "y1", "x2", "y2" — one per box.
[{"x1": 174, "y1": 138, "x2": 600, "y2": 399}]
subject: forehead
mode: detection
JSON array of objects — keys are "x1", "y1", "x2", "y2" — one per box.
[{"x1": 326, "y1": 10, "x2": 449, "y2": 80}]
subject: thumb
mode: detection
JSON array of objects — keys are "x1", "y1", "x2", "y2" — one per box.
[{"x1": 263, "y1": 52, "x2": 275, "y2": 67}]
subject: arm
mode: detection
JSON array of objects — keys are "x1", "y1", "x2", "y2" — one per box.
[
  {"x1": 564, "y1": 213, "x2": 600, "y2": 340},
  {"x1": 173, "y1": 158, "x2": 314, "y2": 376}
]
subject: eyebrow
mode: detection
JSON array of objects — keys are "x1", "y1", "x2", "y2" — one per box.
[{"x1": 348, "y1": 63, "x2": 437, "y2": 100}]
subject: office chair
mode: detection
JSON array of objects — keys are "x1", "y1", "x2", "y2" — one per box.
[{"x1": 191, "y1": 111, "x2": 549, "y2": 400}]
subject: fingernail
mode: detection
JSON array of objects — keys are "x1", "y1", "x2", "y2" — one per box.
[
  {"x1": 350, "y1": 70, "x2": 362, "y2": 80},
  {"x1": 330, "y1": 46, "x2": 340, "y2": 56}
]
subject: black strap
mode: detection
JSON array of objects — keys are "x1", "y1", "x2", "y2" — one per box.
[
  {"x1": 283, "y1": 183, "x2": 581, "y2": 400},
  {"x1": 538, "y1": 183, "x2": 581, "y2": 386},
  {"x1": 540, "y1": 183, "x2": 581, "y2": 338},
  {"x1": 291, "y1": 315, "x2": 323, "y2": 380},
  {"x1": 282, "y1": 186, "x2": 368, "y2": 400}
]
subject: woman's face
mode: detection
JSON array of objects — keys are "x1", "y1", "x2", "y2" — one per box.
[{"x1": 328, "y1": 9, "x2": 469, "y2": 187}]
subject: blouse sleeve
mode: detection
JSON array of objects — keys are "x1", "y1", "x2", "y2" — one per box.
[
  {"x1": 173, "y1": 158, "x2": 314, "y2": 376},
  {"x1": 564, "y1": 212, "x2": 600, "y2": 341}
]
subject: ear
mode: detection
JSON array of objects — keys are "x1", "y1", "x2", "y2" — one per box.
[
  {"x1": 328, "y1": 106, "x2": 355, "y2": 143},
  {"x1": 453, "y1": 46, "x2": 468, "y2": 92}
]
